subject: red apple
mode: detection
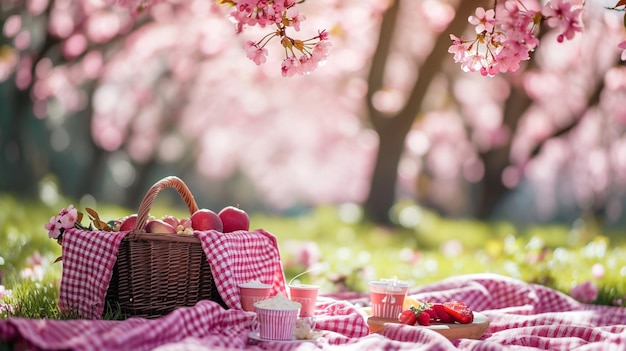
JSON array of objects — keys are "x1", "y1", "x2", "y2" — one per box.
[
  {"x1": 218, "y1": 206, "x2": 250, "y2": 233},
  {"x1": 119, "y1": 214, "x2": 138, "y2": 232},
  {"x1": 145, "y1": 219, "x2": 177, "y2": 234},
  {"x1": 190, "y1": 209, "x2": 223, "y2": 232}
]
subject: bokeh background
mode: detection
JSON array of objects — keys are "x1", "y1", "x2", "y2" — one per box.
[{"x1": 1, "y1": 0, "x2": 626, "y2": 310}]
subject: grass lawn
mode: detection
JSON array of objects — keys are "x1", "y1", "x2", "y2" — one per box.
[{"x1": 1, "y1": 193, "x2": 625, "y2": 320}]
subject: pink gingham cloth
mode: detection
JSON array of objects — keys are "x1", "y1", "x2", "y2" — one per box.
[
  {"x1": 57, "y1": 228, "x2": 287, "y2": 319},
  {"x1": 194, "y1": 229, "x2": 287, "y2": 309},
  {"x1": 58, "y1": 228, "x2": 128, "y2": 319},
  {"x1": 2, "y1": 274, "x2": 626, "y2": 350}
]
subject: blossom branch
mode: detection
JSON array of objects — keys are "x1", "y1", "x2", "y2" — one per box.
[
  {"x1": 221, "y1": 0, "x2": 330, "y2": 77},
  {"x1": 448, "y1": 0, "x2": 593, "y2": 76}
]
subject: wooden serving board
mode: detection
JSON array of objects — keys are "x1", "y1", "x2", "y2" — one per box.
[{"x1": 367, "y1": 312, "x2": 490, "y2": 340}]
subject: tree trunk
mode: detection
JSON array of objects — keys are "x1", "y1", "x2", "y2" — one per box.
[
  {"x1": 1, "y1": 7, "x2": 60, "y2": 196},
  {"x1": 365, "y1": 118, "x2": 411, "y2": 224},
  {"x1": 475, "y1": 48, "x2": 614, "y2": 220},
  {"x1": 363, "y1": 0, "x2": 481, "y2": 224},
  {"x1": 475, "y1": 84, "x2": 531, "y2": 219},
  {"x1": 0, "y1": 82, "x2": 38, "y2": 195},
  {"x1": 474, "y1": 23, "x2": 552, "y2": 220}
]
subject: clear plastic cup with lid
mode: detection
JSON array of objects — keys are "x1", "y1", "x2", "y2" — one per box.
[{"x1": 369, "y1": 277, "x2": 410, "y2": 319}]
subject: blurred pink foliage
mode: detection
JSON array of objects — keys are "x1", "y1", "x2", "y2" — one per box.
[
  {"x1": 284, "y1": 240, "x2": 321, "y2": 268},
  {"x1": 1, "y1": 0, "x2": 626, "y2": 220}
]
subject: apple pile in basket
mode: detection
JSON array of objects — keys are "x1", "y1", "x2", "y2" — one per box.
[
  {"x1": 45, "y1": 204, "x2": 250, "y2": 247},
  {"x1": 118, "y1": 206, "x2": 249, "y2": 235}
]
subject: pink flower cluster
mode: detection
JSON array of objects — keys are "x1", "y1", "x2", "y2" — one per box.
[
  {"x1": 225, "y1": 0, "x2": 330, "y2": 76},
  {"x1": 226, "y1": 0, "x2": 299, "y2": 32},
  {"x1": 449, "y1": 0, "x2": 584, "y2": 77},
  {"x1": 44, "y1": 204, "x2": 78, "y2": 240},
  {"x1": 570, "y1": 280, "x2": 598, "y2": 303}
]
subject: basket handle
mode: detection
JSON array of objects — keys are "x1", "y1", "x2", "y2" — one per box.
[{"x1": 133, "y1": 176, "x2": 199, "y2": 232}]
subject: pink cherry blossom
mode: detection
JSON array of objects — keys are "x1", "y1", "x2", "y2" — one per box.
[
  {"x1": 45, "y1": 204, "x2": 79, "y2": 239},
  {"x1": 449, "y1": 0, "x2": 541, "y2": 77},
  {"x1": 317, "y1": 29, "x2": 329, "y2": 41},
  {"x1": 226, "y1": 0, "x2": 329, "y2": 76},
  {"x1": 281, "y1": 56, "x2": 298, "y2": 77},
  {"x1": 286, "y1": 6, "x2": 304, "y2": 31},
  {"x1": 311, "y1": 39, "x2": 331, "y2": 66},
  {"x1": 244, "y1": 41, "x2": 268, "y2": 65},
  {"x1": 45, "y1": 216, "x2": 62, "y2": 239},
  {"x1": 447, "y1": 34, "x2": 469, "y2": 63},
  {"x1": 469, "y1": 7, "x2": 496, "y2": 34},
  {"x1": 58, "y1": 204, "x2": 78, "y2": 229},
  {"x1": 542, "y1": 0, "x2": 584, "y2": 43}
]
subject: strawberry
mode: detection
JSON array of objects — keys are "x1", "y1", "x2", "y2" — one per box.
[
  {"x1": 422, "y1": 306, "x2": 437, "y2": 321},
  {"x1": 431, "y1": 303, "x2": 456, "y2": 323},
  {"x1": 399, "y1": 308, "x2": 417, "y2": 325},
  {"x1": 399, "y1": 303, "x2": 433, "y2": 326},
  {"x1": 416, "y1": 311, "x2": 431, "y2": 326},
  {"x1": 442, "y1": 301, "x2": 474, "y2": 324}
]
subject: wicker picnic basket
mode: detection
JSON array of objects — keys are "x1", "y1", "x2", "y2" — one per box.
[{"x1": 104, "y1": 176, "x2": 228, "y2": 318}]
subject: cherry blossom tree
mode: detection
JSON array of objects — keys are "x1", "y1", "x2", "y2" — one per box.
[
  {"x1": 362, "y1": 0, "x2": 626, "y2": 224},
  {"x1": 0, "y1": 0, "x2": 379, "y2": 209},
  {"x1": 1, "y1": 0, "x2": 625, "y2": 228}
]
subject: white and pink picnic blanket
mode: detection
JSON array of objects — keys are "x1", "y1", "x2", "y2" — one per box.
[
  {"x1": 2, "y1": 274, "x2": 626, "y2": 350},
  {"x1": 1, "y1": 227, "x2": 625, "y2": 350}
]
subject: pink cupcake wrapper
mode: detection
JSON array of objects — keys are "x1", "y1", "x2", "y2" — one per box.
[{"x1": 255, "y1": 307, "x2": 299, "y2": 340}]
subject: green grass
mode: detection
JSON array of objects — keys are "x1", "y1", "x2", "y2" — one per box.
[
  {"x1": 1, "y1": 191, "x2": 625, "y2": 320},
  {"x1": 0, "y1": 276, "x2": 61, "y2": 319}
]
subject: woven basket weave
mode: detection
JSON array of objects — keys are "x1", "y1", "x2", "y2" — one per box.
[{"x1": 104, "y1": 176, "x2": 227, "y2": 318}]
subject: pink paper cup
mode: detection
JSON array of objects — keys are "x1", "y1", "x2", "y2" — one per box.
[
  {"x1": 239, "y1": 284, "x2": 272, "y2": 312},
  {"x1": 369, "y1": 281, "x2": 409, "y2": 319},
  {"x1": 254, "y1": 306, "x2": 300, "y2": 340},
  {"x1": 288, "y1": 284, "x2": 320, "y2": 317}
]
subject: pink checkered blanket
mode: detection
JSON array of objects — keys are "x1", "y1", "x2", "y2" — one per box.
[{"x1": 1, "y1": 274, "x2": 625, "y2": 350}]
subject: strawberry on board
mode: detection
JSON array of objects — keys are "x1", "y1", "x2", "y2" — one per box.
[
  {"x1": 431, "y1": 303, "x2": 456, "y2": 324},
  {"x1": 399, "y1": 308, "x2": 417, "y2": 325},
  {"x1": 416, "y1": 311, "x2": 431, "y2": 326},
  {"x1": 442, "y1": 301, "x2": 474, "y2": 324}
]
